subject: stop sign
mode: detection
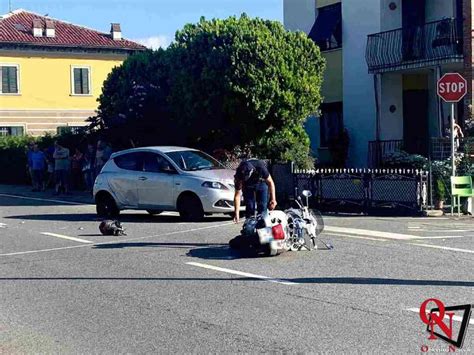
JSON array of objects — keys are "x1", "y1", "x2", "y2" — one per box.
[{"x1": 437, "y1": 73, "x2": 467, "y2": 102}]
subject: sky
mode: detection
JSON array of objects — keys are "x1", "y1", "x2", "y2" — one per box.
[{"x1": 1, "y1": 0, "x2": 283, "y2": 48}]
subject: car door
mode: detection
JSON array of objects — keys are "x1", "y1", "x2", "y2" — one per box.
[
  {"x1": 108, "y1": 152, "x2": 143, "y2": 208},
  {"x1": 137, "y1": 152, "x2": 176, "y2": 209}
]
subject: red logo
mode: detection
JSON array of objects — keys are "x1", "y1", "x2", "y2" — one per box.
[
  {"x1": 437, "y1": 73, "x2": 468, "y2": 103},
  {"x1": 419, "y1": 299, "x2": 472, "y2": 349}
]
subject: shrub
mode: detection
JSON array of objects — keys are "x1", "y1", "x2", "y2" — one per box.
[{"x1": 0, "y1": 136, "x2": 34, "y2": 184}]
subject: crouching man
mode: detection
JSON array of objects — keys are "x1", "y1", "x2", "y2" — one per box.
[{"x1": 233, "y1": 160, "x2": 277, "y2": 223}]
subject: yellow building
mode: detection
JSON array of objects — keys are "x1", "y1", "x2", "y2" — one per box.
[{"x1": 0, "y1": 9, "x2": 145, "y2": 136}]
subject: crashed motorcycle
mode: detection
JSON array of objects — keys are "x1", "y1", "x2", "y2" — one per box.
[{"x1": 229, "y1": 190, "x2": 330, "y2": 256}]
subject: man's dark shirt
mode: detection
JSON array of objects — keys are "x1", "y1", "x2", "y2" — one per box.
[{"x1": 235, "y1": 160, "x2": 269, "y2": 190}]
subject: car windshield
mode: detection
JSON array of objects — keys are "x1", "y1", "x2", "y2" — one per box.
[{"x1": 165, "y1": 150, "x2": 224, "y2": 171}]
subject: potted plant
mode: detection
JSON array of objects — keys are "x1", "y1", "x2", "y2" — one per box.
[{"x1": 434, "y1": 178, "x2": 446, "y2": 210}]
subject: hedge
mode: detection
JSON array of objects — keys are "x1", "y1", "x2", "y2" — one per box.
[{"x1": 0, "y1": 132, "x2": 92, "y2": 185}]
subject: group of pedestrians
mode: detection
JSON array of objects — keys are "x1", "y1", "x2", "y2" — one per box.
[{"x1": 26, "y1": 140, "x2": 113, "y2": 195}]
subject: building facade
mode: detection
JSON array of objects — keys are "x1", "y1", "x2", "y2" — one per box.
[
  {"x1": 284, "y1": 0, "x2": 473, "y2": 167},
  {"x1": 0, "y1": 9, "x2": 145, "y2": 136}
]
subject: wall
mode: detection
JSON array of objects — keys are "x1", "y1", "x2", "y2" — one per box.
[
  {"x1": 317, "y1": 0, "x2": 340, "y2": 8},
  {"x1": 425, "y1": 0, "x2": 455, "y2": 22},
  {"x1": 343, "y1": 0, "x2": 381, "y2": 167},
  {"x1": 0, "y1": 51, "x2": 125, "y2": 110},
  {"x1": 283, "y1": 0, "x2": 316, "y2": 34},
  {"x1": 380, "y1": 0, "x2": 402, "y2": 31},
  {"x1": 0, "y1": 50, "x2": 126, "y2": 135},
  {"x1": 380, "y1": 73, "x2": 403, "y2": 140}
]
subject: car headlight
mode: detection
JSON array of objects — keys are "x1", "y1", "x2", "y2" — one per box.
[{"x1": 202, "y1": 181, "x2": 228, "y2": 190}]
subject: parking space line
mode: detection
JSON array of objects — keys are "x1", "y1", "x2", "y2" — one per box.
[
  {"x1": 186, "y1": 262, "x2": 297, "y2": 285},
  {"x1": 407, "y1": 308, "x2": 474, "y2": 325},
  {"x1": 40, "y1": 232, "x2": 93, "y2": 244},
  {"x1": 0, "y1": 223, "x2": 6, "y2": 228},
  {"x1": 0, "y1": 193, "x2": 86, "y2": 205},
  {"x1": 409, "y1": 243, "x2": 474, "y2": 254}
]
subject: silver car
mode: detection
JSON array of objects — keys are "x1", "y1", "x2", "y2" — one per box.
[{"x1": 93, "y1": 146, "x2": 240, "y2": 221}]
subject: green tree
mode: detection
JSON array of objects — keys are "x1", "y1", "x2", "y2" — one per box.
[
  {"x1": 95, "y1": 15, "x2": 325, "y2": 166},
  {"x1": 92, "y1": 49, "x2": 176, "y2": 148}
]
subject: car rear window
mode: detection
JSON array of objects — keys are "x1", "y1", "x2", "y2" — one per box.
[{"x1": 114, "y1": 152, "x2": 143, "y2": 171}]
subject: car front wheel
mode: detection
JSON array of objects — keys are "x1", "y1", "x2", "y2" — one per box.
[
  {"x1": 178, "y1": 194, "x2": 204, "y2": 222},
  {"x1": 96, "y1": 193, "x2": 120, "y2": 218}
]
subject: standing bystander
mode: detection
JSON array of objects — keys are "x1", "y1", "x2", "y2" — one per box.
[
  {"x1": 53, "y1": 141, "x2": 70, "y2": 195},
  {"x1": 30, "y1": 144, "x2": 46, "y2": 191},
  {"x1": 95, "y1": 140, "x2": 112, "y2": 177},
  {"x1": 83, "y1": 143, "x2": 96, "y2": 192},
  {"x1": 71, "y1": 147, "x2": 84, "y2": 190}
]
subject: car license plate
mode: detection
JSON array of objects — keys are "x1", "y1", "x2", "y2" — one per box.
[{"x1": 257, "y1": 227, "x2": 273, "y2": 243}]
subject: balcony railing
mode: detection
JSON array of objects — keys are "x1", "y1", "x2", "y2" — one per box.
[{"x1": 366, "y1": 18, "x2": 463, "y2": 74}]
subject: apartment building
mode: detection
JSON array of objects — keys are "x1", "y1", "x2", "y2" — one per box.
[
  {"x1": 0, "y1": 9, "x2": 145, "y2": 136},
  {"x1": 284, "y1": 0, "x2": 473, "y2": 167}
]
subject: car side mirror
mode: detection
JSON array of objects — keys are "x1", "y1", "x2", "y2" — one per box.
[{"x1": 162, "y1": 166, "x2": 177, "y2": 174}]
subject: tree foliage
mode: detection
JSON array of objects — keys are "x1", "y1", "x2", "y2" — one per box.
[{"x1": 94, "y1": 15, "x2": 325, "y2": 166}]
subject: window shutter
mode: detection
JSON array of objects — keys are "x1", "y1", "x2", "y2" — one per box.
[
  {"x1": 9, "y1": 67, "x2": 18, "y2": 93},
  {"x1": 73, "y1": 68, "x2": 82, "y2": 94},
  {"x1": 2, "y1": 67, "x2": 8, "y2": 93},
  {"x1": 2, "y1": 67, "x2": 18, "y2": 93},
  {"x1": 81, "y1": 68, "x2": 89, "y2": 94}
]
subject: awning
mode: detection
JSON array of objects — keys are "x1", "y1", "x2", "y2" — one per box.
[{"x1": 308, "y1": 3, "x2": 342, "y2": 46}]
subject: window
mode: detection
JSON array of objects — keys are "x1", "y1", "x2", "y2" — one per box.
[
  {"x1": 142, "y1": 152, "x2": 176, "y2": 173},
  {"x1": 165, "y1": 150, "x2": 223, "y2": 171},
  {"x1": 71, "y1": 66, "x2": 90, "y2": 95},
  {"x1": 319, "y1": 102, "x2": 343, "y2": 148},
  {"x1": 114, "y1": 152, "x2": 143, "y2": 171},
  {"x1": 309, "y1": 3, "x2": 342, "y2": 51},
  {"x1": 0, "y1": 65, "x2": 19, "y2": 94},
  {"x1": 0, "y1": 126, "x2": 24, "y2": 136}
]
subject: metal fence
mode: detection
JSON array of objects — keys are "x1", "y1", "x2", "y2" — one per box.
[
  {"x1": 366, "y1": 18, "x2": 463, "y2": 74},
  {"x1": 293, "y1": 168, "x2": 428, "y2": 215},
  {"x1": 431, "y1": 137, "x2": 474, "y2": 161}
]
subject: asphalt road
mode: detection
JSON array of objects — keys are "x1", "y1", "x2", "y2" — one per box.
[{"x1": 0, "y1": 191, "x2": 473, "y2": 353}]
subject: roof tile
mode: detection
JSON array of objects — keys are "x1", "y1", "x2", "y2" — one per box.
[{"x1": 0, "y1": 10, "x2": 146, "y2": 51}]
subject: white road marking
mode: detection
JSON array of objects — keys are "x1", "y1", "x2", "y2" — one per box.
[
  {"x1": 325, "y1": 232, "x2": 387, "y2": 242},
  {"x1": 0, "y1": 222, "x2": 234, "y2": 257},
  {"x1": 0, "y1": 193, "x2": 86, "y2": 205},
  {"x1": 0, "y1": 223, "x2": 6, "y2": 228},
  {"x1": 408, "y1": 226, "x2": 421, "y2": 229},
  {"x1": 186, "y1": 262, "x2": 297, "y2": 285},
  {"x1": 407, "y1": 308, "x2": 474, "y2": 325},
  {"x1": 412, "y1": 236, "x2": 465, "y2": 240},
  {"x1": 325, "y1": 226, "x2": 416, "y2": 240},
  {"x1": 40, "y1": 232, "x2": 93, "y2": 244},
  {"x1": 424, "y1": 230, "x2": 471, "y2": 233},
  {"x1": 409, "y1": 243, "x2": 474, "y2": 254},
  {"x1": 0, "y1": 244, "x2": 88, "y2": 256}
]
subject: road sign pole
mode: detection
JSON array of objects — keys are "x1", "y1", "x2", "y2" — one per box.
[{"x1": 451, "y1": 103, "x2": 456, "y2": 177}]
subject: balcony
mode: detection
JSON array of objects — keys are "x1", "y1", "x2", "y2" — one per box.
[{"x1": 366, "y1": 19, "x2": 463, "y2": 74}]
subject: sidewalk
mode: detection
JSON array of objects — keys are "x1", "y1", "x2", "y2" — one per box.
[{"x1": 0, "y1": 184, "x2": 94, "y2": 205}]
